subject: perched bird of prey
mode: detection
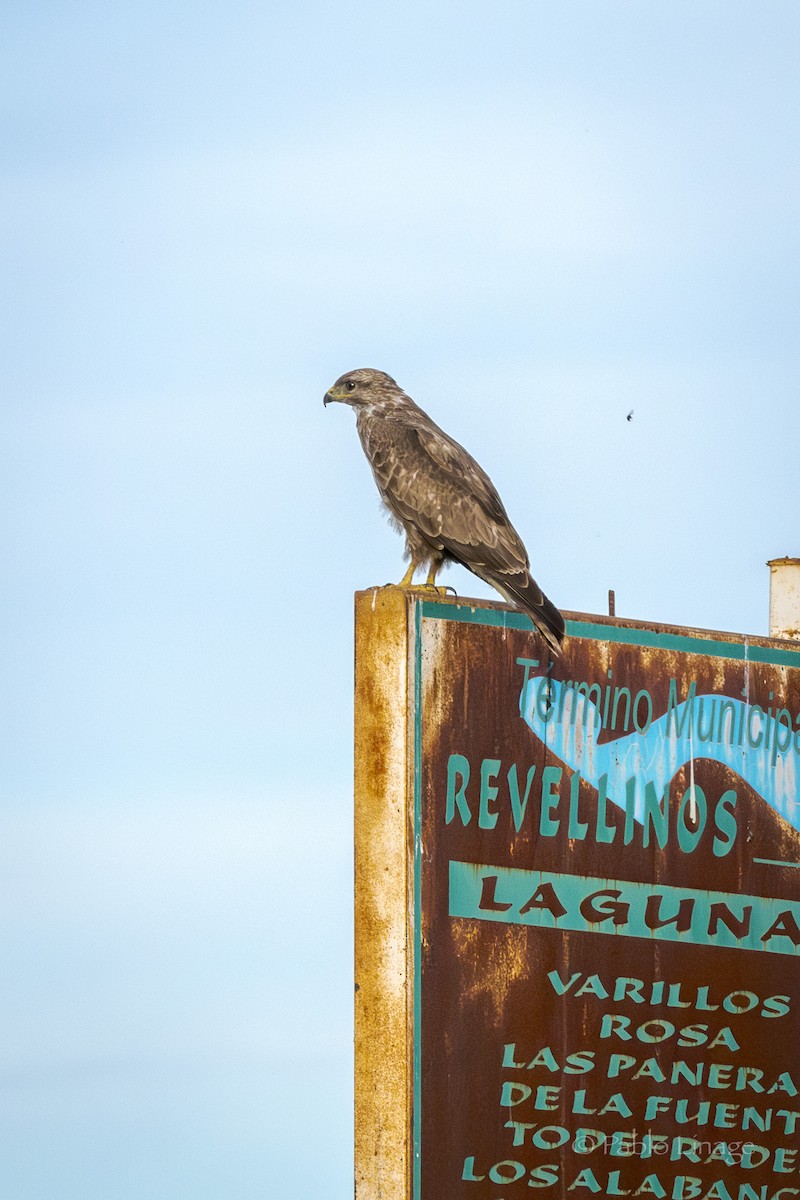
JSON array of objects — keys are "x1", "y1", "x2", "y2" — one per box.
[{"x1": 324, "y1": 368, "x2": 565, "y2": 656}]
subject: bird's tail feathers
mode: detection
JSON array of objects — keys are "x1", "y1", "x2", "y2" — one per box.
[{"x1": 485, "y1": 570, "x2": 565, "y2": 657}]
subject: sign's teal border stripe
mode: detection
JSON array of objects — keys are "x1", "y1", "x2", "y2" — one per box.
[
  {"x1": 412, "y1": 606, "x2": 423, "y2": 1200},
  {"x1": 420, "y1": 600, "x2": 532, "y2": 631},
  {"x1": 418, "y1": 600, "x2": 800, "y2": 667}
]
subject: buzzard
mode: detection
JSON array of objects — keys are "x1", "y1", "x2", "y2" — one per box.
[{"x1": 324, "y1": 368, "x2": 565, "y2": 656}]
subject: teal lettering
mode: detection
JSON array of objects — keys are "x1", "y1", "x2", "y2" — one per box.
[
  {"x1": 515, "y1": 656, "x2": 540, "y2": 692},
  {"x1": 526, "y1": 1047, "x2": 560, "y2": 1071},
  {"x1": 575, "y1": 975, "x2": 609, "y2": 999},
  {"x1": 567, "y1": 772, "x2": 589, "y2": 839},
  {"x1": 712, "y1": 789, "x2": 738, "y2": 856},
  {"x1": 666, "y1": 679, "x2": 697, "y2": 736},
  {"x1": 531, "y1": 1126, "x2": 569, "y2": 1149},
  {"x1": 489, "y1": 1161, "x2": 525, "y2": 1184},
  {"x1": 478, "y1": 758, "x2": 501, "y2": 829},
  {"x1": 698, "y1": 1184, "x2": 732, "y2": 1200},
  {"x1": 772, "y1": 708, "x2": 794, "y2": 765},
  {"x1": 567, "y1": 1167, "x2": 601, "y2": 1191},
  {"x1": 600, "y1": 1014, "x2": 632, "y2": 1040},
  {"x1": 500, "y1": 1082, "x2": 531, "y2": 1107},
  {"x1": 633, "y1": 688, "x2": 653, "y2": 733},
  {"x1": 572, "y1": 681, "x2": 602, "y2": 727},
  {"x1": 614, "y1": 978, "x2": 645, "y2": 1003},
  {"x1": 565, "y1": 1051, "x2": 595, "y2": 1074},
  {"x1": 547, "y1": 969, "x2": 581, "y2": 996},
  {"x1": 611, "y1": 687, "x2": 632, "y2": 732},
  {"x1": 707, "y1": 1027, "x2": 739, "y2": 1050},
  {"x1": 528, "y1": 1164, "x2": 560, "y2": 1187},
  {"x1": 696, "y1": 696, "x2": 716, "y2": 743},
  {"x1": 607, "y1": 1054, "x2": 636, "y2": 1078},
  {"x1": 445, "y1": 754, "x2": 471, "y2": 825},
  {"x1": 774, "y1": 1147, "x2": 798, "y2": 1172},
  {"x1": 594, "y1": 773, "x2": 615, "y2": 843},
  {"x1": 536, "y1": 1085, "x2": 560, "y2": 1110},
  {"x1": 501, "y1": 1043, "x2": 525, "y2": 1068},
  {"x1": 505, "y1": 1120, "x2": 535, "y2": 1146},
  {"x1": 623, "y1": 777, "x2": 637, "y2": 845},
  {"x1": 747, "y1": 704, "x2": 765, "y2": 748},
  {"x1": 769, "y1": 1074, "x2": 798, "y2": 1095},
  {"x1": 539, "y1": 766, "x2": 562, "y2": 836},
  {"x1": 671, "y1": 1177, "x2": 702, "y2": 1197},
  {"x1": 633, "y1": 1174, "x2": 666, "y2": 1197},
  {"x1": 638, "y1": 1020, "x2": 675, "y2": 1043},
  {"x1": 761, "y1": 995, "x2": 790, "y2": 1018},
  {"x1": 740, "y1": 1145, "x2": 770, "y2": 1168},
  {"x1": 508, "y1": 763, "x2": 537, "y2": 832},
  {"x1": 601, "y1": 1093, "x2": 632, "y2": 1118},
  {"x1": 642, "y1": 781, "x2": 668, "y2": 849},
  {"x1": 536, "y1": 675, "x2": 555, "y2": 723},
  {"x1": 461, "y1": 1156, "x2": 485, "y2": 1181}
]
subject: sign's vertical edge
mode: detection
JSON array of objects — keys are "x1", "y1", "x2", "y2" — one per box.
[
  {"x1": 354, "y1": 588, "x2": 413, "y2": 1200},
  {"x1": 411, "y1": 597, "x2": 423, "y2": 1200}
]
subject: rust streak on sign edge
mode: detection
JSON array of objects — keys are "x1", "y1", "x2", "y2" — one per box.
[{"x1": 354, "y1": 588, "x2": 413, "y2": 1200}]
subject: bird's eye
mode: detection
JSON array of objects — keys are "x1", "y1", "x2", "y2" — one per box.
[{"x1": 345, "y1": 380, "x2": 356, "y2": 391}]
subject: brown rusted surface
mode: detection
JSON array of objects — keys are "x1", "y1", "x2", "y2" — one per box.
[
  {"x1": 355, "y1": 587, "x2": 800, "y2": 1199},
  {"x1": 354, "y1": 587, "x2": 413, "y2": 1200}
]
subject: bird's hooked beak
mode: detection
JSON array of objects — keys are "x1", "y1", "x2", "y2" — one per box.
[{"x1": 323, "y1": 387, "x2": 346, "y2": 407}]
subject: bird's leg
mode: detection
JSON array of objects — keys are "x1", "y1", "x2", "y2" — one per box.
[
  {"x1": 397, "y1": 561, "x2": 417, "y2": 588},
  {"x1": 419, "y1": 558, "x2": 449, "y2": 596},
  {"x1": 391, "y1": 560, "x2": 448, "y2": 594}
]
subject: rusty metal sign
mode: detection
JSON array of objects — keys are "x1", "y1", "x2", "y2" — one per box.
[{"x1": 354, "y1": 589, "x2": 800, "y2": 1200}]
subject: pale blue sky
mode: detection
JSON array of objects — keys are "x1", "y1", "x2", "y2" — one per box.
[{"x1": 1, "y1": 3, "x2": 799, "y2": 1197}]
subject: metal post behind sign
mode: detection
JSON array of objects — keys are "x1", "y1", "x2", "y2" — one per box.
[{"x1": 354, "y1": 587, "x2": 800, "y2": 1200}]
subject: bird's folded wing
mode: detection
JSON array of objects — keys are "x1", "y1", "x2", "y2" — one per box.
[
  {"x1": 366, "y1": 417, "x2": 530, "y2": 575},
  {"x1": 412, "y1": 421, "x2": 508, "y2": 525}
]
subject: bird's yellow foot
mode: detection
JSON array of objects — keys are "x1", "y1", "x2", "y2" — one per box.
[
  {"x1": 384, "y1": 567, "x2": 455, "y2": 597},
  {"x1": 414, "y1": 583, "x2": 451, "y2": 596},
  {"x1": 411, "y1": 570, "x2": 454, "y2": 596},
  {"x1": 383, "y1": 581, "x2": 449, "y2": 595}
]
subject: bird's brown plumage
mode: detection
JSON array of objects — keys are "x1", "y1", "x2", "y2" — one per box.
[{"x1": 324, "y1": 367, "x2": 565, "y2": 656}]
